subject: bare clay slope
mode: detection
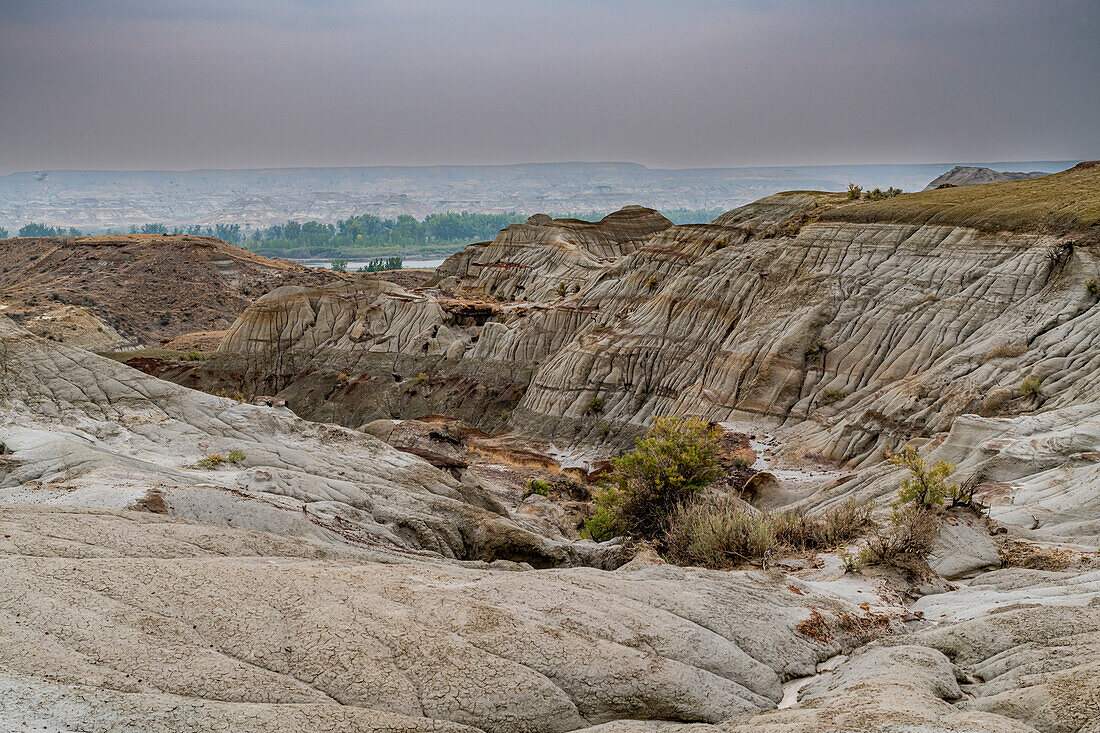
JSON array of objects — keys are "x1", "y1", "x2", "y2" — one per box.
[
  {"x1": 0, "y1": 234, "x2": 344, "y2": 349},
  {"x1": 1, "y1": 315, "x2": 918, "y2": 732}
]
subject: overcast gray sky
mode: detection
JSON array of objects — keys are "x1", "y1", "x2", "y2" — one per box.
[{"x1": 0, "y1": 0, "x2": 1096, "y2": 173}]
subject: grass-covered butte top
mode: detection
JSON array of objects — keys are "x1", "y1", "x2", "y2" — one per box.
[{"x1": 820, "y1": 161, "x2": 1100, "y2": 237}]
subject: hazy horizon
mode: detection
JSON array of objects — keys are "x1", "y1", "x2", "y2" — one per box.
[
  {"x1": 2, "y1": 0, "x2": 1097, "y2": 175},
  {"x1": 0, "y1": 158, "x2": 1085, "y2": 177}
]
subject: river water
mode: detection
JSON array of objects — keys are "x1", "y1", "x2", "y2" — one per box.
[{"x1": 291, "y1": 257, "x2": 447, "y2": 271}]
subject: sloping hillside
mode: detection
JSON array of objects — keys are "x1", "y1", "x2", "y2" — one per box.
[
  {"x1": 922, "y1": 165, "x2": 1048, "y2": 190},
  {"x1": 827, "y1": 161, "x2": 1100, "y2": 235},
  {"x1": 0, "y1": 234, "x2": 345, "y2": 348}
]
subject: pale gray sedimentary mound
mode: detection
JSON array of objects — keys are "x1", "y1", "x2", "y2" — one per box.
[
  {"x1": 0, "y1": 503, "x2": 889, "y2": 732},
  {"x1": 435, "y1": 206, "x2": 673, "y2": 301},
  {"x1": 0, "y1": 315, "x2": 607, "y2": 567},
  {"x1": 924, "y1": 165, "x2": 1048, "y2": 190},
  {"x1": 571, "y1": 569, "x2": 1100, "y2": 732},
  {"x1": 798, "y1": 402, "x2": 1100, "y2": 545}
]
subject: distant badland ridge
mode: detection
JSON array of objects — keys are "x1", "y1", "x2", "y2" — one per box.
[{"x1": 0, "y1": 159, "x2": 1080, "y2": 231}]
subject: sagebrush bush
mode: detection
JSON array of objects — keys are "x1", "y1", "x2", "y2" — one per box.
[
  {"x1": 983, "y1": 342, "x2": 1027, "y2": 361},
  {"x1": 862, "y1": 504, "x2": 939, "y2": 564},
  {"x1": 819, "y1": 388, "x2": 847, "y2": 405},
  {"x1": 1020, "y1": 375, "x2": 1044, "y2": 399},
  {"x1": 665, "y1": 495, "x2": 771, "y2": 568},
  {"x1": 978, "y1": 388, "x2": 1013, "y2": 417},
  {"x1": 665, "y1": 496, "x2": 873, "y2": 569}
]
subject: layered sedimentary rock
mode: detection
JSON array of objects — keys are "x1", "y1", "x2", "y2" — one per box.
[
  {"x1": 0, "y1": 315, "x2": 600, "y2": 566},
  {"x1": 436, "y1": 206, "x2": 674, "y2": 301},
  {"x1": 197, "y1": 166, "x2": 1100, "y2": 469},
  {"x1": 1, "y1": 317, "x2": 930, "y2": 732}
]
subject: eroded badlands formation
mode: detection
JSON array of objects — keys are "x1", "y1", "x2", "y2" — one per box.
[
  {"x1": 0, "y1": 234, "x2": 344, "y2": 349},
  {"x1": 3, "y1": 165, "x2": 1100, "y2": 731}
]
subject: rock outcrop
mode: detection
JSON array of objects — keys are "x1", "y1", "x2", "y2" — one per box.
[
  {"x1": 0, "y1": 317, "x2": 938, "y2": 732},
  {"x1": 188, "y1": 165, "x2": 1100, "y2": 468},
  {"x1": 0, "y1": 315, "x2": 601, "y2": 567}
]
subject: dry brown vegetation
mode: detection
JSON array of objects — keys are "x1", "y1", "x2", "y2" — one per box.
[
  {"x1": 821, "y1": 162, "x2": 1100, "y2": 236},
  {"x1": 983, "y1": 342, "x2": 1028, "y2": 361},
  {"x1": 665, "y1": 495, "x2": 873, "y2": 569}
]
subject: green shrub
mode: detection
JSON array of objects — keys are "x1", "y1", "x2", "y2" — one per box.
[
  {"x1": 819, "y1": 388, "x2": 847, "y2": 405},
  {"x1": 356, "y1": 256, "x2": 404, "y2": 273},
  {"x1": 1087, "y1": 278, "x2": 1099, "y2": 296},
  {"x1": 730, "y1": 455, "x2": 753, "y2": 470},
  {"x1": 556, "y1": 281, "x2": 568, "y2": 298},
  {"x1": 590, "y1": 416, "x2": 721, "y2": 540},
  {"x1": 331, "y1": 258, "x2": 348, "y2": 272},
  {"x1": 581, "y1": 485, "x2": 623, "y2": 542},
  {"x1": 523, "y1": 479, "x2": 550, "y2": 499},
  {"x1": 888, "y1": 446, "x2": 955, "y2": 510},
  {"x1": 198, "y1": 450, "x2": 246, "y2": 469},
  {"x1": 597, "y1": 422, "x2": 611, "y2": 440},
  {"x1": 645, "y1": 276, "x2": 658, "y2": 290},
  {"x1": 413, "y1": 372, "x2": 429, "y2": 387},
  {"x1": 1020, "y1": 375, "x2": 1044, "y2": 399},
  {"x1": 846, "y1": 183, "x2": 863, "y2": 200},
  {"x1": 583, "y1": 397, "x2": 605, "y2": 415}
]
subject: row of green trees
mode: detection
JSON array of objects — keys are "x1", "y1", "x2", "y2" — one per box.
[
  {"x1": 1, "y1": 222, "x2": 244, "y2": 242},
  {"x1": 1, "y1": 207, "x2": 727, "y2": 252},
  {"x1": 245, "y1": 212, "x2": 528, "y2": 259}
]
